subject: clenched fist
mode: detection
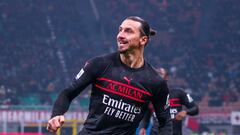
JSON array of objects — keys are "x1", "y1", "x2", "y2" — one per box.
[
  {"x1": 47, "y1": 115, "x2": 65, "y2": 133},
  {"x1": 175, "y1": 111, "x2": 187, "y2": 121}
]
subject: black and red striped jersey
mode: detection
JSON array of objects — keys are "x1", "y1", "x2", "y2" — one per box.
[
  {"x1": 140, "y1": 88, "x2": 199, "y2": 135},
  {"x1": 51, "y1": 52, "x2": 171, "y2": 135},
  {"x1": 168, "y1": 88, "x2": 199, "y2": 135}
]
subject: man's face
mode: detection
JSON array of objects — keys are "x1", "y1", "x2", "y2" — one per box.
[{"x1": 117, "y1": 19, "x2": 145, "y2": 53}]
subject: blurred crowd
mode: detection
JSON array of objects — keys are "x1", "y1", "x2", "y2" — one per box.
[{"x1": 0, "y1": 0, "x2": 239, "y2": 108}]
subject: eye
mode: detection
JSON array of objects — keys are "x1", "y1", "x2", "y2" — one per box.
[{"x1": 125, "y1": 28, "x2": 133, "y2": 33}]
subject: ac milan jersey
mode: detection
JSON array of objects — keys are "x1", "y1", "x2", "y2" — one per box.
[
  {"x1": 140, "y1": 88, "x2": 198, "y2": 135},
  {"x1": 51, "y1": 52, "x2": 171, "y2": 135},
  {"x1": 168, "y1": 88, "x2": 198, "y2": 135}
]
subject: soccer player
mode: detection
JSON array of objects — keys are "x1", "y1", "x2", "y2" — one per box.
[
  {"x1": 47, "y1": 16, "x2": 171, "y2": 135},
  {"x1": 139, "y1": 68, "x2": 199, "y2": 135}
]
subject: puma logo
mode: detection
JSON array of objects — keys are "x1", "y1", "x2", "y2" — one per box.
[{"x1": 123, "y1": 76, "x2": 131, "y2": 85}]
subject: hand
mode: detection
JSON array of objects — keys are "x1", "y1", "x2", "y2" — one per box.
[
  {"x1": 175, "y1": 111, "x2": 187, "y2": 121},
  {"x1": 139, "y1": 128, "x2": 146, "y2": 135},
  {"x1": 46, "y1": 115, "x2": 65, "y2": 133}
]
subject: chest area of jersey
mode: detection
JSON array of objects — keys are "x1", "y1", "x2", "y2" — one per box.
[
  {"x1": 94, "y1": 66, "x2": 154, "y2": 104},
  {"x1": 169, "y1": 97, "x2": 182, "y2": 107},
  {"x1": 169, "y1": 97, "x2": 183, "y2": 118}
]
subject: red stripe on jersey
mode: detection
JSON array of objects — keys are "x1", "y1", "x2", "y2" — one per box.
[
  {"x1": 169, "y1": 98, "x2": 181, "y2": 107},
  {"x1": 97, "y1": 77, "x2": 152, "y2": 96},
  {"x1": 95, "y1": 84, "x2": 146, "y2": 103}
]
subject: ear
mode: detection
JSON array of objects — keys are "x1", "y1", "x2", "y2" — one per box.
[{"x1": 140, "y1": 36, "x2": 149, "y2": 46}]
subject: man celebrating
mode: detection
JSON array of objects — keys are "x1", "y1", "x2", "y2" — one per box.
[{"x1": 47, "y1": 16, "x2": 171, "y2": 135}]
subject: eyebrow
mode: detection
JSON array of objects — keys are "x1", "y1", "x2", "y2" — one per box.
[
  {"x1": 120, "y1": 25, "x2": 146, "y2": 37},
  {"x1": 119, "y1": 26, "x2": 134, "y2": 32}
]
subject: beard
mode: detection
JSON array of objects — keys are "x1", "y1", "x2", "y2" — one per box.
[
  {"x1": 117, "y1": 42, "x2": 128, "y2": 54},
  {"x1": 118, "y1": 44, "x2": 139, "y2": 54},
  {"x1": 118, "y1": 46, "x2": 127, "y2": 54}
]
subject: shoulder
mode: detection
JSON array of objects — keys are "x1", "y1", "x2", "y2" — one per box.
[
  {"x1": 144, "y1": 63, "x2": 168, "y2": 94},
  {"x1": 171, "y1": 87, "x2": 185, "y2": 92},
  {"x1": 81, "y1": 52, "x2": 118, "y2": 77},
  {"x1": 170, "y1": 87, "x2": 186, "y2": 95},
  {"x1": 144, "y1": 62, "x2": 162, "y2": 79}
]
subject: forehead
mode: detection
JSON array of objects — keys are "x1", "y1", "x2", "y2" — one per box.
[{"x1": 119, "y1": 19, "x2": 141, "y2": 31}]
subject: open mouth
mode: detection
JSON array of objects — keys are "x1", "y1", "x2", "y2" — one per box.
[{"x1": 118, "y1": 39, "x2": 128, "y2": 45}]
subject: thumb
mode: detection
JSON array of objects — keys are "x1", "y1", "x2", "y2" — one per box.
[{"x1": 59, "y1": 116, "x2": 65, "y2": 125}]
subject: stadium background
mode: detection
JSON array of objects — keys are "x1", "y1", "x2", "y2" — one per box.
[{"x1": 0, "y1": 0, "x2": 239, "y2": 135}]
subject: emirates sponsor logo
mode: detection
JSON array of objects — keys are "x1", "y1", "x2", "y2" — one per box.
[
  {"x1": 102, "y1": 94, "x2": 141, "y2": 114},
  {"x1": 102, "y1": 94, "x2": 141, "y2": 122}
]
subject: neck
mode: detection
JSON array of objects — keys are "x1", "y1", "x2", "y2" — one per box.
[{"x1": 120, "y1": 50, "x2": 144, "y2": 68}]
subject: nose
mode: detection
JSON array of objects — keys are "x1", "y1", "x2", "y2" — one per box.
[{"x1": 117, "y1": 31, "x2": 125, "y2": 39}]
